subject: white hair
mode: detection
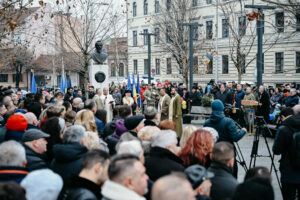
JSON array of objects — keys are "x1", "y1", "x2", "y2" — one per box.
[
  {"x1": 63, "y1": 125, "x2": 87, "y2": 144},
  {"x1": 151, "y1": 130, "x2": 177, "y2": 148},
  {"x1": 24, "y1": 112, "x2": 37, "y2": 125},
  {"x1": 293, "y1": 105, "x2": 300, "y2": 115},
  {"x1": 117, "y1": 140, "x2": 143, "y2": 159},
  {"x1": 0, "y1": 140, "x2": 26, "y2": 166},
  {"x1": 202, "y1": 127, "x2": 219, "y2": 143}
]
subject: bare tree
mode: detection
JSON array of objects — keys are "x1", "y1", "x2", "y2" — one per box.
[
  {"x1": 218, "y1": 0, "x2": 283, "y2": 83},
  {"x1": 55, "y1": 0, "x2": 124, "y2": 96},
  {"x1": 153, "y1": 0, "x2": 207, "y2": 87}
]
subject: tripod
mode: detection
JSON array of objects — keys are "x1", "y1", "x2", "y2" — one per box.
[
  {"x1": 234, "y1": 122, "x2": 248, "y2": 173},
  {"x1": 249, "y1": 116, "x2": 282, "y2": 191}
]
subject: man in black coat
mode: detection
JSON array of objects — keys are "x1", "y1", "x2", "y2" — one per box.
[
  {"x1": 273, "y1": 105, "x2": 300, "y2": 200},
  {"x1": 58, "y1": 150, "x2": 110, "y2": 200},
  {"x1": 145, "y1": 130, "x2": 184, "y2": 181},
  {"x1": 190, "y1": 87, "x2": 202, "y2": 107},
  {"x1": 257, "y1": 86, "x2": 270, "y2": 123},
  {"x1": 64, "y1": 87, "x2": 74, "y2": 103},
  {"x1": 215, "y1": 84, "x2": 229, "y2": 105},
  {"x1": 22, "y1": 129, "x2": 49, "y2": 171},
  {"x1": 208, "y1": 142, "x2": 238, "y2": 200},
  {"x1": 50, "y1": 125, "x2": 88, "y2": 182}
]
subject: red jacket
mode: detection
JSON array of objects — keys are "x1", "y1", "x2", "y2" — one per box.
[{"x1": 140, "y1": 88, "x2": 148, "y2": 101}]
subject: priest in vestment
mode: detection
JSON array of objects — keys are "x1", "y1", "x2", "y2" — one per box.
[
  {"x1": 169, "y1": 87, "x2": 183, "y2": 137},
  {"x1": 101, "y1": 87, "x2": 115, "y2": 123}
]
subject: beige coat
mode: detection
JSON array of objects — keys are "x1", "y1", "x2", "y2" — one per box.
[{"x1": 159, "y1": 94, "x2": 171, "y2": 121}]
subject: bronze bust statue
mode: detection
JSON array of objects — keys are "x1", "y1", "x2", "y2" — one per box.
[{"x1": 90, "y1": 40, "x2": 108, "y2": 64}]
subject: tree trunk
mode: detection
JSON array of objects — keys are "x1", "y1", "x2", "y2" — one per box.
[
  {"x1": 84, "y1": 61, "x2": 89, "y2": 99},
  {"x1": 238, "y1": 71, "x2": 242, "y2": 84}
]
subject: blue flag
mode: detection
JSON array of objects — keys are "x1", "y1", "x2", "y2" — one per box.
[
  {"x1": 30, "y1": 72, "x2": 36, "y2": 94},
  {"x1": 65, "y1": 75, "x2": 68, "y2": 93},
  {"x1": 137, "y1": 74, "x2": 141, "y2": 107},
  {"x1": 68, "y1": 76, "x2": 72, "y2": 88},
  {"x1": 60, "y1": 75, "x2": 65, "y2": 94},
  {"x1": 127, "y1": 72, "x2": 131, "y2": 90}
]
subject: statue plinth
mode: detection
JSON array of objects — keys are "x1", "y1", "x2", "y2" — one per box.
[{"x1": 89, "y1": 60, "x2": 109, "y2": 90}]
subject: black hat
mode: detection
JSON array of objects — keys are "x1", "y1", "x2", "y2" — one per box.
[
  {"x1": 192, "y1": 86, "x2": 198, "y2": 90},
  {"x1": 184, "y1": 165, "x2": 214, "y2": 189},
  {"x1": 125, "y1": 90, "x2": 132, "y2": 94},
  {"x1": 22, "y1": 129, "x2": 50, "y2": 142},
  {"x1": 124, "y1": 115, "x2": 144, "y2": 130}
]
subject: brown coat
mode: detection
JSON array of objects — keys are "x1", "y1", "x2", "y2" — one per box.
[
  {"x1": 171, "y1": 94, "x2": 183, "y2": 137},
  {"x1": 159, "y1": 94, "x2": 171, "y2": 121}
]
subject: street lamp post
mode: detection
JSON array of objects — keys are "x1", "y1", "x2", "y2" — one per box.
[
  {"x1": 180, "y1": 23, "x2": 203, "y2": 92},
  {"x1": 140, "y1": 32, "x2": 156, "y2": 84},
  {"x1": 244, "y1": 5, "x2": 275, "y2": 87}
]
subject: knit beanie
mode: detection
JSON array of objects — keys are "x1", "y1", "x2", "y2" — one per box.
[
  {"x1": 124, "y1": 115, "x2": 144, "y2": 131},
  {"x1": 211, "y1": 100, "x2": 224, "y2": 112},
  {"x1": 6, "y1": 114, "x2": 28, "y2": 131}
]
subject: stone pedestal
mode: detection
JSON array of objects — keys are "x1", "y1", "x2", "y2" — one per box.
[{"x1": 89, "y1": 61, "x2": 109, "y2": 90}]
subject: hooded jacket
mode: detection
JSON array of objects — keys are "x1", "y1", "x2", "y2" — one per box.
[
  {"x1": 106, "y1": 119, "x2": 127, "y2": 155},
  {"x1": 204, "y1": 111, "x2": 246, "y2": 143},
  {"x1": 273, "y1": 114, "x2": 300, "y2": 183},
  {"x1": 50, "y1": 143, "x2": 88, "y2": 181}
]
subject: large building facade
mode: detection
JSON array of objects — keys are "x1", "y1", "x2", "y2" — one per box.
[{"x1": 127, "y1": 0, "x2": 300, "y2": 86}]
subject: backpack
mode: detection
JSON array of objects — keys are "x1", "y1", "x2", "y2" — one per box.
[{"x1": 289, "y1": 127, "x2": 300, "y2": 169}]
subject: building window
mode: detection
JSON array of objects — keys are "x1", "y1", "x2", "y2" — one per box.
[
  {"x1": 166, "y1": 0, "x2": 171, "y2": 11},
  {"x1": 133, "y1": 2, "x2": 137, "y2": 17},
  {"x1": 193, "y1": 0, "x2": 198, "y2": 7},
  {"x1": 143, "y1": 29, "x2": 148, "y2": 45},
  {"x1": 207, "y1": 0, "x2": 212, "y2": 4},
  {"x1": 222, "y1": 19, "x2": 229, "y2": 38},
  {"x1": 154, "y1": 28, "x2": 160, "y2": 44},
  {"x1": 166, "y1": 25, "x2": 172, "y2": 43},
  {"x1": 296, "y1": 52, "x2": 300, "y2": 73},
  {"x1": 222, "y1": 55, "x2": 229, "y2": 74},
  {"x1": 257, "y1": 53, "x2": 264, "y2": 74},
  {"x1": 296, "y1": 12, "x2": 300, "y2": 32},
  {"x1": 0, "y1": 74, "x2": 8, "y2": 82},
  {"x1": 119, "y1": 63, "x2": 124, "y2": 77},
  {"x1": 167, "y1": 58, "x2": 172, "y2": 74},
  {"x1": 133, "y1": 31, "x2": 137, "y2": 47},
  {"x1": 207, "y1": 58, "x2": 213, "y2": 74},
  {"x1": 193, "y1": 25, "x2": 199, "y2": 40},
  {"x1": 276, "y1": 12, "x2": 284, "y2": 33},
  {"x1": 241, "y1": 54, "x2": 246, "y2": 74},
  {"x1": 275, "y1": 52, "x2": 284, "y2": 73},
  {"x1": 238, "y1": 16, "x2": 246, "y2": 36},
  {"x1": 111, "y1": 64, "x2": 116, "y2": 77},
  {"x1": 155, "y1": 59, "x2": 160, "y2": 75},
  {"x1": 194, "y1": 56, "x2": 198, "y2": 74},
  {"x1": 13, "y1": 74, "x2": 23, "y2": 82},
  {"x1": 144, "y1": 59, "x2": 149, "y2": 75},
  {"x1": 155, "y1": 0, "x2": 160, "y2": 13},
  {"x1": 133, "y1": 60, "x2": 138, "y2": 74},
  {"x1": 206, "y1": 21, "x2": 213, "y2": 39},
  {"x1": 144, "y1": 0, "x2": 148, "y2": 15}
]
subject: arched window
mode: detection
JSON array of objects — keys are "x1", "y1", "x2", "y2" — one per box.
[
  {"x1": 119, "y1": 63, "x2": 124, "y2": 77},
  {"x1": 133, "y1": 2, "x2": 137, "y2": 17}
]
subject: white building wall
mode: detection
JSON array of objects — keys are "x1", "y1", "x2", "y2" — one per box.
[{"x1": 127, "y1": 0, "x2": 300, "y2": 86}]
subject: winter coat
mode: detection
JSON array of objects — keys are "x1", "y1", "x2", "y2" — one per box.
[
  {"x1": 0, "y1": 166, "x2": 29, "y2": 184},
  {"x1": 50, "y1": 143, "x2": 88, "y2": 181},
  {"x1": 102, "y1": 117, "x2": 122, "y2": 139},
  {"x1": 208, "y1": 162, "x2": 238, "y2": 200},
  {"x1": 190, "y1": 91, "x2": 202, "y2": 106},
  {"x1": 285, "y1": 95, "x2": 299, "y2": 108},
  {"x1": 101, "y1": 180, "x2": 146, "y2": 200},
  {"x1": 23, "y1": 144, "x2": 48, "y2": 171},
  {"x1": 64, "y1": 92, "x2": 73, "y2": 103},
  {"x1": 270, "y1": 93, "x2": 282, "y2": 105},
  {"x1": 105, "y1": 119, "x2": 127, "y2": 155},
  {"x1": 145, "y1": 146, "x2": 184, "y2": 181},
  {"x1": 144, "y1": 120, "x2": 157, "y2": 127},
  {"x1": 5, "y1": 130, "x2": 25, "y2": 142},
  {"x1": 58, "y1": 176, "x2": 101, "y2": 200},
  {"x1": 257, "y1": 91, "x2": 270, "y2": 122},
  {"x1": 215, "y1": 91, "x2": 229, "y2": 105},
  {"x1": 95, "y1": 116, "x2": 104, "y2": 135},
  {"x1": 204, "y1": 111, "x2": 246, "y2": 143},
  {"x1": 234, "y1": 90, "x2": 245, "y2": 108},
  {"x1": 273, "y1": 114, "x2": 300, "y2": 183}
]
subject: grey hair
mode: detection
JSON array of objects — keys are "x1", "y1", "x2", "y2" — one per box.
[
  {"x1": 293, "y1": 105, "x2": 300, "y2": 115},
  {"x1": 144, "y1": 106, "x2": 157, "y2": 120},
  {"x1": 151, "y1": 130, "x2": 177, "y2": 148},
  {"x1": 0, "y1": 140, "x2": 26, "y2": 166},
  {"x1": 202, "y1": 127, "x2": 219, "y2": 143},
  {"x1": 63, "y1": 125, "x2": 87, "y2": 144},
  {"x1": 24, "y1": 112, "x2": 37, "y2": 125},
  {"x1": 58, "y1": 118, "x2": 66, "y2": 133},
  {"x1": 117, "y1": 140, "x2": 144, "y2": 159}
]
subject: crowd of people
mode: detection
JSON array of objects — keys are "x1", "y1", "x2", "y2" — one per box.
[{"x1": 0, "y1": 79, "x2": 299, "y2": 200}]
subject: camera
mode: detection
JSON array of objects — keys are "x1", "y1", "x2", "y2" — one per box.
[{"x1": 224, "y1": 104, "x2": 241, "y2": 121}]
